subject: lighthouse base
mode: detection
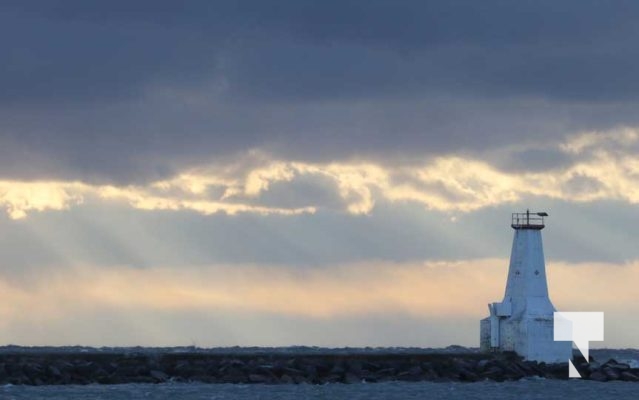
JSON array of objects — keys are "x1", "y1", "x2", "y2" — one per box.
[{"x1": 480, "y1": 315, "x2": 572, "y2": 363}]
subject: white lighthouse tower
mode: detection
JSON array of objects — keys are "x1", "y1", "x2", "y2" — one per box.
[{"x1": 480, "y1": 211, "x2": 572, "y2": 363}]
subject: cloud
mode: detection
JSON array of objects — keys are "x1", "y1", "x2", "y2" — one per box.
[
  {"x1": 2, "y1": 2, "x2": 639, "y2": 349},
  {"x1": 0, "y1": 181, "x2": 86, "y2": 219},
  {"x1": 0, "y1": 177, "x2": 316, "y2": 220},
  {"x1": 3, "y1": 2, "x2": 639, "y2": 184},
  {"x1": 5, "y1": 126, "x2": 639, "y2": 219},
  {"x1": 4, "y1": 1, "x2": 639, "y2": 104},
  {"x1": 560, "y1": 126, "x2": 639, "y2": 154},
  {"x1": 17, "y1": 260, "x2": 500, "y2": 319},
  {"x1": 0, "y1": 257, "x2": 637, "y2": 346},
  {"x1": 98, "y1": 184, "x2": 316, "y2": 216}
]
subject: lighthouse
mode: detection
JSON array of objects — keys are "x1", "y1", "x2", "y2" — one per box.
[{"x1": 480, "y1": 211, "x2": 572, "y2": 363}]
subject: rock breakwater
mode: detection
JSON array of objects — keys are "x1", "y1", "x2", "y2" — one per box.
[{"x1": 0, "y1": 350, "x2": 635, "y2": 385}]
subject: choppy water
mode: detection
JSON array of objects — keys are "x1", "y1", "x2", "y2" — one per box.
[
  {"x1": 1, "y1": 380, "x2": 637, "y2": 400},
  {"x1": 592, "y1": 349, "x2": 639, "y2": 368}
]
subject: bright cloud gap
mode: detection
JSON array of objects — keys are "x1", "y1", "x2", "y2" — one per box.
[{"x1": 2, "y1": 127, "x2": 638, "y2": 220}]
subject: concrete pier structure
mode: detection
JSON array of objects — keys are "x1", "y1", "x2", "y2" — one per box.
[{"x1": 480, "y1": 211, "x2": 572, "y2": 363}]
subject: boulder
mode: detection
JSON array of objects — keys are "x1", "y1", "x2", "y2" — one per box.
[
  {"x1": 344, "y1": 372, "x2": 361, "y2": 384},
  {"x1": 376, "y1": 367, "x2": 396, "y2": 379},
  {"x1": 362, "y1": 361, "x2": 381, "y2": 372},
  {"x1": 150, "y1": 370, "x2": 169, "y2": 382},
  {"x1": 482, "y1": 366, "x2": 503, "y2": 379},
  {"x1": 603, "y1": 367, "x2": 620, "y2": 381},
  {"x1": 221, "y1": 367, "x2": 247, "y2": 383},
  {"x1": 330, "y1": 364, "x2": 346, "y2": 376},
  {"x1": 459, "y1": 369, "x2": 480, "y2": 382},
  {"x1": 620, "y1": 371, "x2": 639, "y2": 382},
  {"x1": 248, "y1": 373, "x2": 270, "y2": 383},
  {"x1": 279, "y1": 374, "x2": 294, "y2": 384},
  {"x1": 589, "y1": 371, "x2": 607, "y2": 382},
  {"x1": 476, "y1": 359, "x2": 491, "y2": 371}
]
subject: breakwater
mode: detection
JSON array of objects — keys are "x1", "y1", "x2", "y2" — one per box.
[{"x1": 0, "y1": 347, "x2": 636, "y2": 385}]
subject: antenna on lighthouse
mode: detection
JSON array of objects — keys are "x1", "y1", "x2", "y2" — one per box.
[{"x1": 480, "y1": 210, "x2": 571, "y2": 363}]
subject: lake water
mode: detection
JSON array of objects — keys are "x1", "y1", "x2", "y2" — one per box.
[{"x1": 2, "y1": 380, "x2": 637, "y2": 400}]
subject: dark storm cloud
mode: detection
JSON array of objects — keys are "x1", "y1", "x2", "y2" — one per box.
[
  {"x1": 490, "y1": 148, "x2": 575, "y2": 173},
  {"x1": 2, "y1": 1, "x2": 639, "y2": 182},
  {"x1": 5, "y1": 0, "x2": 639, "y2": 103}
]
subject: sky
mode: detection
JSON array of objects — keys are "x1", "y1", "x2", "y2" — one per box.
[{"x1": 1, "y1": 0, "x2": 639, "y2": 348}]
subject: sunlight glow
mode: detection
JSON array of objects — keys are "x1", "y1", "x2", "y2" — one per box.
[
  {"x1": 4, "y1": 127, "x2": 639, "y2": 219},
  {"x1": 0, "y1": 258, "x2": 638, "y2": 346}
]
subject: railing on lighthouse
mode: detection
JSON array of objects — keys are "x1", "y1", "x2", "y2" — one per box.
[{"x1": 511, "y1": 210, "x2": 548, "y2": 230}]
